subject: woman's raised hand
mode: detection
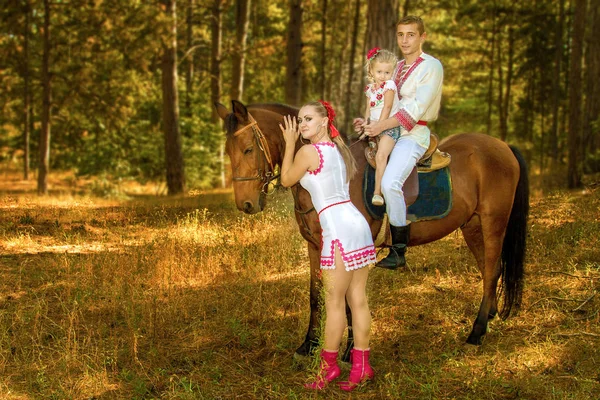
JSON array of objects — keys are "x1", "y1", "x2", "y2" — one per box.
[{"x1": 279, "y1": 114, "x2": 299, "y2": 144}]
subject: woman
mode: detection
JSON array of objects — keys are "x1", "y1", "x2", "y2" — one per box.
[{"x1": 280, "y1": 100, "x2": 376, "y2": 391}]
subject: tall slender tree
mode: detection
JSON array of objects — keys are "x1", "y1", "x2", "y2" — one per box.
[
  {"x1": 583, "y1": 0, "x2": 600, "y2": 171},
  {"x1": 549, "y1": 0, "x2": 565, "y2": 166},
  {"x1": 185, "y1": 0, "x2": 194, "y2": 115},
  {"x1": 365, "y1": 0, "x2": 398, "y2": 52},
  {"x1": 285, "y1": 0, "x2": 303, "y2": 106},
  {"x1": 498, "y1": 25, "x2": 514, "y2": 142},
  {"x1": 319, "y1": 0, "x2": 328, "y2": 100},
  {"x1": 567, "y1": 0, "x2": 586, "y2": 188},
  {"x1": 344, "y1": 0, "x2": 362, "y2": 133},
  {"x1": 22, "y1": 0, "x2": 31, "y2": 180},
  {"x1": 38, "y1": 0, "x2": 51, "y2": 195},
  {"x1": 486, "y1": 10, "x2": 496, "y2": 136},
  {"x1": 161, "y1": 0, "x2": 186, "y2": 194},
  {"x1": 231, "y1": 0, "x2": 251, "y2": 101},
  {"x1": 210, "y1": 0, "x2": 223, "y2": 123}
]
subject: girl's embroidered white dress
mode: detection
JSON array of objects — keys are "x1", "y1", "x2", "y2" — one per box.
[{"x1": 299, "y1": 142, "x2": 376, "y2": 271}]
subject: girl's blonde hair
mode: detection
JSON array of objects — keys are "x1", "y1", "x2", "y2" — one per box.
[
  {"x1": 365, "y1": 48, "x2": 398, "y2": 83},
  {"x1": 303, "y1": 101, "x2": 357, "y2": 182}
]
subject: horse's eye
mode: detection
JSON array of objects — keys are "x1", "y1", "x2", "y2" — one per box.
[{"x1": 244, "y1": 147, "x2": 253, "y2": 155}]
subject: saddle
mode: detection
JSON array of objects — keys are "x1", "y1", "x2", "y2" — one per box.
[
  {"x1": 362, "y1": 133, "x2": 453, "y2": 247},
  {"x1": 365, "y1": 133, "x2": 451, "y2": 172}
]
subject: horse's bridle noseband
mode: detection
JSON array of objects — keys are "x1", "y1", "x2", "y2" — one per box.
[{"x1": 230, "y1": 113, "x2": 279, "y2": 195}]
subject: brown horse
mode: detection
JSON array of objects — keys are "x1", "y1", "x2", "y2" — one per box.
[{"x1": 215, "y1": 100, "x2": 528, "y2": 360}]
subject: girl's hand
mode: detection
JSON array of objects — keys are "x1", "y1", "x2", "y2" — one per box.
[{"x1": 279, "y1": 114, "x2": 299, "y2": 145}]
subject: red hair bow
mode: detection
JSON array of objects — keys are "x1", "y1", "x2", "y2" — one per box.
[
  {"x1": 366, "y1": 47, "x2": 381, "y2": 61},
  {"x1": 318, "y1": 100, "x2": 340, "y2": 138}
]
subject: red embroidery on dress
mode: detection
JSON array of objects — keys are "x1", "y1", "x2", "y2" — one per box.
[
  {"x1": 320, "y1": 240, "x2": 377, "y2": 271},
  {"x1": 318, "y1": 200, "x2": 351, "y2": 216},
  {"x1": 308, "y1": 142, "x2": 335, "y2": 175}
]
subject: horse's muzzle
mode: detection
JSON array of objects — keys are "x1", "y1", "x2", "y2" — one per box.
[{"x1": 242, "y1": 201, "x2": 256, "y2": 214}]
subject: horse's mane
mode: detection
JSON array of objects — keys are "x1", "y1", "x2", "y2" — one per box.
[
  {"x1": 248, "y1": 103, "x2": 299, "y2": 116},
  {"x1": 224, "y1": 103, "x2": 299, "y2": 137}
]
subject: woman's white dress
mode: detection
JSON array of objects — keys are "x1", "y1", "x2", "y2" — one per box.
[{"x1": 299, "y1": 142, "x2": 376, "y2": 271}]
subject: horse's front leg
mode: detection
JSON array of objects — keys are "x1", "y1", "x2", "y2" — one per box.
[{"x1": 294, "y1": 242, "x2": 322, "y2": 360}]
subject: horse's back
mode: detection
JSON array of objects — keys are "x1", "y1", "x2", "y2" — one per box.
[
  {"x1": 440, "y1": 133, "x2": 519, "y2": 172},
  {"x1": 440, "y1": 133, "x2": 520, "y2": 213}
]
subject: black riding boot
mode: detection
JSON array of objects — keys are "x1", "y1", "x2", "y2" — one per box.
[{"x1": 376, "y1": 224, "x2": 410, "y2": 270}]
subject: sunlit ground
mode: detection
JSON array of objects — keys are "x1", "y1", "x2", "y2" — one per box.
[{"x1": 0, "y1": 169, "x2": 598, "y2": 399}]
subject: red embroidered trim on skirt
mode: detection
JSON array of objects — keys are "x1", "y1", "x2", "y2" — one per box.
[
  {"x1": 320, "y1": 240, "x2": 377, "y2": 271},
  {"x1": 318, "y1": 200, "x2": 351, "y2": 216}
]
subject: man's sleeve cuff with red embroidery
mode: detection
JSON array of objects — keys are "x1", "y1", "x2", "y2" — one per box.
[{"x1": 393, "y1": 109, "x2": 417, "y2": 131}]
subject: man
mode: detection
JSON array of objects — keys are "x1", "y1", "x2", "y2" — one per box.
[{"x1": 356, "y1": 15, "x2": 444, "y2": 269}]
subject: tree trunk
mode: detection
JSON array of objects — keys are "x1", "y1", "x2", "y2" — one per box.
[
  {"x1": 38, "y1": 0, "x2": 51, "y2": 195},
  {"x1": 486, "y1": 14, "x2": 496, "y2": 136},
  {"x1": 497, "y1": 28, "x2": 505, "y2": 140},
  {"x1": 343, "y1": 0, "x2": 361, "y2": 133},
  {"x1": 549, "y1": 0, "x2": 565, "y2": 167},
  {"x1": 500, "y1": 26, "x2": 514, "y2": 142},
  {"x1": 285, "y1": 0, "x2": 303, "y2": 106},
  {"x1": 402, "y1": 0, "x2": 410, "y2": 16},
  {"x1": 161, "y1": 0, "x2": 186, "y2": 195},
  {"x1": 540, "y1": 98, "x2": 546, "y2": 173},
  {"x1": 231, "y1": 0, "x2": 250, "y2": 101},
  {"x1": 365, "y1": 0, "x2": 398, "y2": 54},
  {"x1": 567, "y1": 0, "x2": 586, "y2": 188},
  {"x1": 185, "y1": 0, "x2": 194, "y2": 116},
  {"x1": 210, "y1": 0, "x2": 223, "y2": 123},
  {"x1": 319, "y1": 0, "x2": 328, "y2": 100},
  {"x1": 210, "y1": 0, "x2": 225, "y2": 188},
  {"x1": 583, "y1": 0, "x2": 600, "y2": 171},
  {"x1": 23, "y1": 0, "x2": 31, "y2": 180}
]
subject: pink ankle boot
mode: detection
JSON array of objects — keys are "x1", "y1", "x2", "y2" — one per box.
[
  {"x1": 304, "y1": 349, "x2": 341, "y2": 390},
  {"x1": 338, "y1": 348, "x2": 374, "y2": 391}
]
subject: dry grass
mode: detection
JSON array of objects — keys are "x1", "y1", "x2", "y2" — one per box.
[{"x1": 0, "y1": 170, "x2": 598, "y2": 399}]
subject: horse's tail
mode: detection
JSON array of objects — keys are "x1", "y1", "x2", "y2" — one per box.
[{"x1": 499, "y1": 145, "x2": 529, "y2": 319}]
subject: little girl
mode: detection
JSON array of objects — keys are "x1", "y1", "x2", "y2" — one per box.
[{"x1": 363, "y1": 47, "x2": 402, "y2": 206}]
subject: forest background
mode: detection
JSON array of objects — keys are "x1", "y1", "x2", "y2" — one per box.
[{"x1": 1, "y1": 0, "x2": 599, "y2": 194}]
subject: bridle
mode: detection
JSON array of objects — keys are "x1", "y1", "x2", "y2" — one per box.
[{"x1": 230, "y1": 113, "x2": 279, "y2": 195}]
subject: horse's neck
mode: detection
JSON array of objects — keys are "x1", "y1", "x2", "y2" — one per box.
[{"x1": 250, "y1": 109, "x2": 295, "y2": 167}]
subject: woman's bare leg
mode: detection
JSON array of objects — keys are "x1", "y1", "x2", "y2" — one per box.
[
  {"x1": 322, "y1": 245, "x2": 353, "y2": 351},
  {"x1": 345, "y1": 266, "x2": 370, "y2": 349}
]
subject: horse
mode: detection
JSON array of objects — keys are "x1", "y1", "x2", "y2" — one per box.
[{"x1": 215, "y1": 100, "x2": 529, "y2": 361}]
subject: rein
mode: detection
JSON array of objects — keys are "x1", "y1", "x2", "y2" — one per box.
[{"x1": 231, "y1": 113, "x2": 279, "y2": 195}]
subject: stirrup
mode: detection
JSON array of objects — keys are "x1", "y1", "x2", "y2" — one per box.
[{"x1": 371, "y1": 194, "x2": 384, "y2": 206}]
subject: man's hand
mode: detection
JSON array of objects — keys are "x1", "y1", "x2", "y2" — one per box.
[
  {"x1": 353, "y1": 118, "x2": 365, "y2": 133},
  {"x1": 364, "y1": 121, "x2": 383, "y2": 137}
]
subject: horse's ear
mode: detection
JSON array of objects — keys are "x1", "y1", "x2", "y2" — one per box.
[
  {"x1": 232, "y1": 100, "x2": 249, "y2": 122},
  {"x1": 214, "y1": 102, "x2": 229, "y2": 121}
]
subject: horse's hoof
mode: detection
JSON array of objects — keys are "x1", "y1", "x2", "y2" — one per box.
[
  {"x1": 292, "y1": 352, "x2": 309, "y2": 370},
  {"x1": 466, "y1": 334, "x2": 483, "y2": 345}
]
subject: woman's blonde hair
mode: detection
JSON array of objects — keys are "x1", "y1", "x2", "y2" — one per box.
[
  {"x1": 365, "y1": 48, "x2": 398, "y2": 83},
  {"x1": 303, "y1": 101, "x2": 357, "y2": 182}
]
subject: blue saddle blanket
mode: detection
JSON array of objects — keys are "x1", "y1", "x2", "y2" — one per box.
[{"x1": 362, "y1": 164, "x2": 452, "y2": 222}]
